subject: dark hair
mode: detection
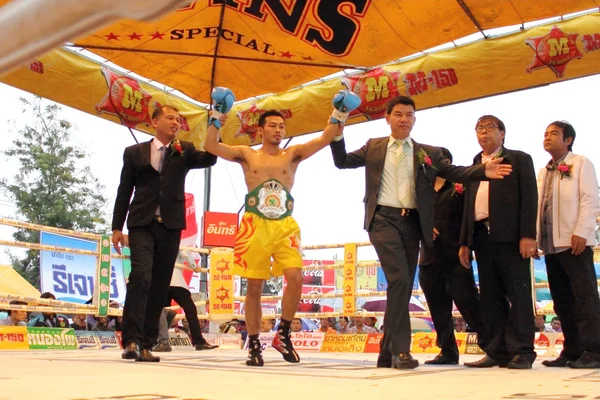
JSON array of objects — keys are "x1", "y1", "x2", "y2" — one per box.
[
  {"x1": 551, "y1": 317, "x2": 560, "y2": 323},
  {"x1": 549, "y1": 120, "x2": 576, "y2": 151},
  {"x1": 40, "y1": 292, "x2": 56, "y2": 300},
  {"x1": 439, "y1": 147, "x2": 453, "y2": 163},
  {"x1": 258, "y1": 110, "x2": 285, "y2": 128},
  {"x1": 340, "y1": 316, "x2": 350, "y2": 323},
  {"x1": 7, "y1": 300, "x2": 27, "y2": 315},
  {"x1": 152, "y1": 105, "x2": 179, "y2": 120},
  {"x1": 385, "y1": 96, "x2": 416, "y2": 115},
  {"x1": 476, "y1": 115, "x2": 506, "y2": 133}
]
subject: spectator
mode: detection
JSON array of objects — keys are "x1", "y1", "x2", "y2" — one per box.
[
  {"x1": 348, "y1": 316, "x2": 377, "y2": 334},
  {"x1": 454, "y1": 317, "x2": 467, "y2": 333},
  {"x1": 94, "y1": 316, "x2": 114, "y2": 332},
  {"x1": 291, "y1": 318, "x2": 303, "y2": 333},
  {"x1": 260, "y1": 318, "x2": 276, "y2": 333},
  {"x1": 28, "y1": 292, "x2": 70, "y2": 328},
  {"x1": 365, "y1": 317, "x2": 380, "y2": 332},
  {"x1": 551, "y1": 317, "x2": 562, "y2": 332},
  {"x1": 0, "y1": 301, "x2": 28, "y2": 326},
  {"x1": 70, "y1": 314, "x2": 89, "y2": 331},
  {"x1": 338, "y1": 317, "x2": 350, "y2": 334},
  {"x1": 535, "y1": 315, "x2": 552, "y2": 333},
  {"x1": 319, "y1": 317, "x2": 336, "y2": 334}
]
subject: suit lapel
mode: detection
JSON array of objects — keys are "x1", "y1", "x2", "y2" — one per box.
[
  {"x1": 372, "y1": 137, "x2": 389, "y2": 178},
  {"x1": 412, "y1": 140, "x2": 420, "y2": 185},
  {"x1": 140, "y1": 140, "x2": 152, "y2": 167}
]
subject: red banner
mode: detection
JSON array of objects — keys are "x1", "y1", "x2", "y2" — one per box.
[{"x1": 202, "y1": 211, "x2": 238, "y2": 247}]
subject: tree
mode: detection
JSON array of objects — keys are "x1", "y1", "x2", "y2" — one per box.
[{"x1": 0, "y1": 96, "x2": 108, "y2": 287}]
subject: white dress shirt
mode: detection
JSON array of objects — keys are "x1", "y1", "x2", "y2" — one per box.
[{"x1": 474, "y1": 147, "x2": 502, "y2": 221}]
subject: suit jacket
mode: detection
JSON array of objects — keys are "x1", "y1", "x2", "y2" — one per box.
[
  {"x1": 330, "y1": 137, "x2": 486, "y2": 247},
  {"x1": 536, "y1": 152, "x2": 599, "y2": 247},
  {"x1": 419, "y1": 180, "x2": 465, "y2": 265},
  {"x1": 112, "y1": 139, "x2": 217, "y2": 231},
  {"x1": 460, "y1": 147, "x2": 537, "y2": 248}
]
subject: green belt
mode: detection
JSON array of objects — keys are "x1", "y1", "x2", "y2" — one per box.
[{"x1": 245, "y1": 179, "x2": 294, "y2": 220}]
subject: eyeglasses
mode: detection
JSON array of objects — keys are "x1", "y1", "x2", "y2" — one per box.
[{"x1": 475, "y1": 124, "x2": 498, "y2": 132}]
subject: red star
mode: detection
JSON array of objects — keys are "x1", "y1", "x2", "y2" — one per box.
[
  {"x1": 280, "y1": 50, "x2": 294, "y2": 58},
  {"x1": 525, "y1": 26, "x2": 583, "y2": 78},
  {"x1": 302, "y1": 56, "x2": 313, "y2": 61},
  {"x1": 418, "y1": 335, "x2": 434, "y2": 350},
  {"x1": 150, "y1": 31, "x2": 166, "y2": 40},
  {"x1": 104, "y1": 32, "x2": 119, "y2": 41},
  {"x1": 215, "y1": 286, "x2": 230, "y2": 302},
  {"x1": 128, "y1": 32, "x2": 143, "y2": 40},
  {"x1": 215, "y1": 258, "x2": 231, "y2": 273},
  {"x1": 288, "y1": 235, "x2": 300, "y2": 251}
]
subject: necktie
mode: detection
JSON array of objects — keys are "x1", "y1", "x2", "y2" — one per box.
[
  {"x1": 396, "y1": 140, "x2": 412, "y2": 207},
  {"x1": 158, "y1": 146, "x2": 166, "y2": 173}
]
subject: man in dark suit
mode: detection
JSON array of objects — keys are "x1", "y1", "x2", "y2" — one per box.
[
  {"x1": 329, "y1": 96, "x2": 511, "y2": 369},
  {"x1": 112, "y1": 105, "x2": 217, "y2": 362},
  {"x1": 459, "y1": 115, "x2": 538, "y2": 369},
  {"x1": 418, "y1": 147, "x2": 486, "y2": 365}
]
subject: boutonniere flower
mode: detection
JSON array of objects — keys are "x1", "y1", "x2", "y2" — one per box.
[
  {"x1": 556, "y1": 162, "x2": 572, "y2": 179},
  {"x1": 416, "y1": 148, "x2": 433, "y2": 168},
  {"x1": 169, "y1": 139, "x2": 184, "y2": 156},
  {"x1": 453, "y1": 183, "x2": 464, "y2": 196}
]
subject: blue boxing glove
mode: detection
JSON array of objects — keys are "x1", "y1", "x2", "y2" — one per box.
[
  {"x1": 210, "y1": 87, "x2": 236, "y2": 128},
  {"x1": 330, "y1": 90, "x2": 361, "y2": 124}
]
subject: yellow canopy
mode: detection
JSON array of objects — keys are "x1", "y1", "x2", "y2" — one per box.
[
  {"x1": 0, "y1": 265, "x2": 41, "y2": 298},
  {"x1": 0, "y1": 1, "x2": 599, "y2": 147}
]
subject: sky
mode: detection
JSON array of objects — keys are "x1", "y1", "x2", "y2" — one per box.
[{"x1": 1, "y1": 74, "x2": 600, "y2": 266}]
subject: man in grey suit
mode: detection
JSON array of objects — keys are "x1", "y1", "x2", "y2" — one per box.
[{"x1": 329, "y1": 96, "x2": 511, "y2": 369}]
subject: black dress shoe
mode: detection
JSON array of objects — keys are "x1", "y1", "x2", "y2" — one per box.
[
  {"x1": 542, "y1": 355, "x2": 570, "y2": 367},
  {"x1": 567, "y1": 352, "x2": 600, "y2": 369},
  {"x1": 137, "y1": 349, "x2": 160, "y2": 362},
  {"x1": 424, "y1": 353, "x2": 459, "y2": 365},
  {"x1": 391, "y1": 353, "x2": 419, "y2": 369},
  {"x1": 152, "y1": 339, "x2": 172, "y2": 352},
  {"x1": 121, "y1": 343, "x2": 140, "y2": 360},
  {"x1": 376, "y1": 359, "x2": 392, "y2": 368},
  {"x1": 507, "y1": 354, "x2": 532, "y2": 369},
  {"x1": 195, "y1": 341, "x2": 219, "y2": 351},
  {"x1": 464, "y1": 355, "x2": 504, "y2": 368}
]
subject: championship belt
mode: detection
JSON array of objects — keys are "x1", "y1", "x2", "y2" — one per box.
[{"x1": 245, "y1": 179, "x2": 294, "y2": 220}]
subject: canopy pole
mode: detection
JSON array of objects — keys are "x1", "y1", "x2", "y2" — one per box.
[{"x1": 127, "y1": 127, "x2": 139, "y2": 144}]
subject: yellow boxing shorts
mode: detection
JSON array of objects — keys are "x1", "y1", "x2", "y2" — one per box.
[{"x1": 233, "y1": 212, "x2": 302, "y2": 280}]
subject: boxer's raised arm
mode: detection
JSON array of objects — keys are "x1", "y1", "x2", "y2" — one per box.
[{"x1": 204, "y1": 122, "x2": 247, "y2": 163}]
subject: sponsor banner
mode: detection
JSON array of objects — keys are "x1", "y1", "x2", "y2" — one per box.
[
  {"x1": 168, "y1": 330, "x2": 193, "y2": 348},
  {"x1": 114, "y1": 331, "x2": 124, "y2": 348},
  {"x1": 27, "y1": 327, "x2": 77, "y2": 350},
  {"x1": 411, "y1": 332, "x2": 440, "y2": 354},
  {"x1": 342, "y1": 244, "x2": 357, "y2": 315},
  {"x1": 298, "y1": 285, "x2": 336, "y2": 314},
  {"x1": 181, "y1": 193, "x2": 198, "y2": 247},
  {"x1": 202, "y1": 211, "x2": 238, "y2": 248},
  {"x1": 534, "y1": 332, "x2": 562, "y2": 358},
  {"x1": 289, "y1": 332, "x2": 324, "y2": 351},
  {"x1": 0, "y1": 326, "x2": 29, "y2": 350},
  {"x1": 209, "y1": 248, "x2": 235, "y2": 315},
  {"x1": 96, "y1": 236, "x2": 112, "y2": 317},
  {"x1": 463, "y1": 333, "x2": 485, "y2": 355},
  {"x1": 364, "y1": 333, "x2": 383, "y2": 353},
  {"x1": 39, "y1": 232, "x2": 127, "y2": 305},
  {"x1": 95, "y1": 331, "x2": 122, "y2": 350},
  {"x1": 74, "y1": 330, "x2": 100, "y2": 350},
  {"x1": 554, "y1": 333, "x2": 564, "y2": 353},
  {"x1": 363, "y1": 333, "x2": 383, "y2": 353},
  {"x1": 336, "y1": 261, "x2": 378, "y2": 292},
  {"x1": 321, "y1": 334, "x2": 368, "y2": 353},
  {"x1": 218, "y1": 333, "x2": 242, "y2": 350}
]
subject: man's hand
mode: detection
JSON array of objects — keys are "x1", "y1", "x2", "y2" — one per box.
[
  {"x1": 571, "y1": 235, "x2": 587, "y2": 255},
  {"x1": 433, "y1": 227, "x2": 439, "y2": 241},
  {"x1": 459, "y1": 245, "x2": 472, "y2": 269},
  {"x1": 112, "y1": 229, "x2": 125, "y2": 255},
  {"x1": 484, "y1": 158, "x2": 512, "y2": 179},
  {"x1": 519, "y1": 237, "x2": 537, "y2": 259},
  {"x1": 323, "y1": 120, "x2": 344, "y2": 141}
]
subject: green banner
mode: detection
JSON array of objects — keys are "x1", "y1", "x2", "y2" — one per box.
[
  {"x1": 27, "y1": 327, "x2": 77, "y2": 350},
  {"x1": 96, "y1": 235, "x2": 111, "y2": 317}
]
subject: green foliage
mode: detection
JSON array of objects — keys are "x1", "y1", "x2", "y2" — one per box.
[{"x1": 0, "y1": 97, "x2": 108, "y2": 287}]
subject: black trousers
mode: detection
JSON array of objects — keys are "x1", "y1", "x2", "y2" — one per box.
[
  {"x1": 418, "y1": 261, "x2": 486, "y2": 359},
  {"x1": 167, "y1": 286, "x2": 205, "y2": 346},
  {"x1": 545, "y1": 247, "x2": 600, "y2": 360},
  {"x1": 122, "y1": 220, "x2": 181, "y2": 349},
  {"x1": 368, "y1": 207, "x2": 421, "y2": 358},
  {"x1": 473, "y1": 222, "x2": 536, "y2": 363}
]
